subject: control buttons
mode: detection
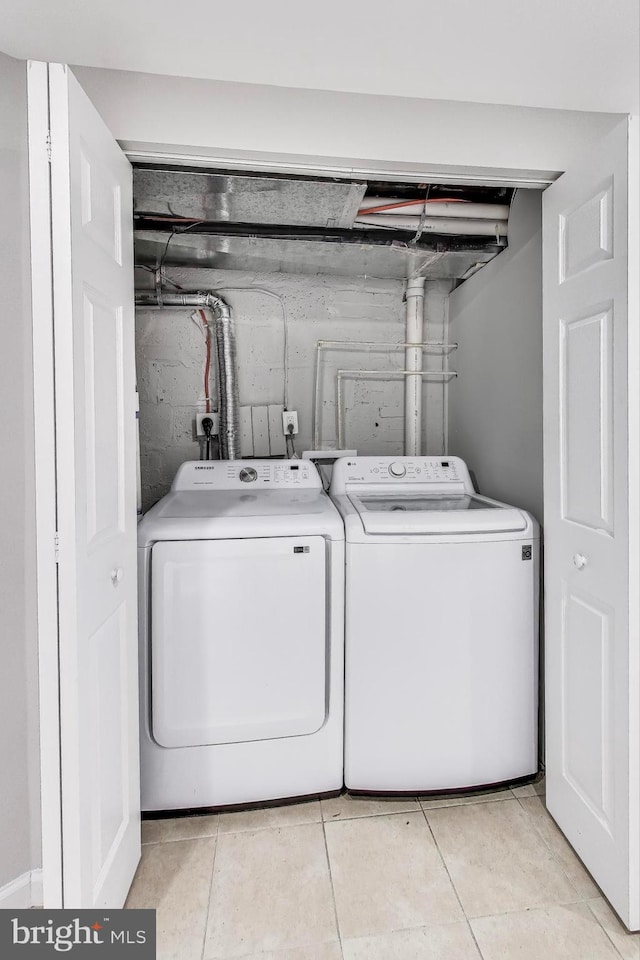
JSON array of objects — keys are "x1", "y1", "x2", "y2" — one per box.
[
  {"x1": 239, "y1": 467, "x2": 258, "y2": 483},
  {"x1": 388, "y1": 462, "x2": 406, "y2": 478}
]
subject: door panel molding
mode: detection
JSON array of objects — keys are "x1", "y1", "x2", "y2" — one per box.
[
  {"x1": 560, "y1": 177, "x2": 614, "y2": 282},
  {"x1": 559, "y1": 302, "x2": 614, "y2": 533},
  {"x1": 544, "y1": 116, "x2": 639, "y2": 930},
  {"x1": 561, "y1": 588, "x2": 614, "y2": 832}
]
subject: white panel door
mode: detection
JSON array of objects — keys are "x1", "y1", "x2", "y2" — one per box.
[
  {"x1": 44, "y1": 63, "x2": 140, "y2": 907},
  {"x1": 543, "y1": 117, "x2": 639, "y2": 930}
]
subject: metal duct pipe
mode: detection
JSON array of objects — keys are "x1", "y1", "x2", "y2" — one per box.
[
  {"x1": 135, "y1": 290, "x2": 241, "y2": 460},
  {"x1": 405, "y1": 278, "x2": 426, "y2": 456},
  {"x1": 210, "y1": 301, "x2": 240, "y2": 461}
]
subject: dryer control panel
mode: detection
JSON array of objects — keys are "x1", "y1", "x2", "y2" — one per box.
[
  {"x1": 172, "y1": 460, "x2": 321, "y2": 491},
  {"x1": 330, "y1": 456, "x2": 474, "y2": 494}
]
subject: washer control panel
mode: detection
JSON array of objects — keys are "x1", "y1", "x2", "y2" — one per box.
[
  {"x1": 330, "y1": 456, "x2": 473, "y2": 494},
  {"x1": 172, "y1": 459, "x2": 321, "y2": 491}
]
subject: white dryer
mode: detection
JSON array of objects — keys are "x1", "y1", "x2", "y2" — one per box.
[
  {"x1": 330, "y1": 455, "x2": 539, "y2": 794},
  {"x1": 138, "y1": 459, "x2": 344, "y2": 811}
]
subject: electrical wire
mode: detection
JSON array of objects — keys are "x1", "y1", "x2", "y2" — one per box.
[
  {"x1": 135, "y1": 276, "x2": 289, "y2": 405},
  {"x1": 357, "y1": 197, "x2": 470, "y2": 216},
  {"x1": 157, "y1": 220, "x2": 207, "y2": 276},
  {"x1": 135, "y1": 266, "x2": 215, "y2": 449},
  {"x1": 137, "y1": 273, "x2": 291, "y2": 448},
  {"x1": 319, "y1": 467, "x2": 330, "y2": 492},
  {"x1": 189, "y1": 310, "x2": 214, "y2": 416},
  {"x1": 412, "y1": 186, "x2": 431, "y2": 244},
  {"x1": 158, "y1": 230, "x2": 177, "y2": 274},
  {"x1": 286, "y1": 429, "x2": 297, "y2": 459},
  {"x1": 190, "y1": 311, "x2": 207, "y2": 341},
  {"x1": 135, "y1": 263, "x2": 184, "y2": 290},
  {"x1": 199, "y1": 309, "x2": 212, "y2": 414},
  {"x1": 138, "y1": 215, "x2": 200, "y2": 223}
]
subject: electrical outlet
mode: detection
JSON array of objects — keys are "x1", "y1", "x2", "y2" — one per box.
[
  {"x1": 282, "y1": 410, "x2": 299, "y2": 436},
  {"x1": 195, "y1": 412, "x2": 219, "y2": 437}
]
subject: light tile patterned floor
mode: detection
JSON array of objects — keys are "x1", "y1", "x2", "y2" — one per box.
[{"x1": 127, "y1": 783, "x2": 640, "y2": 960}]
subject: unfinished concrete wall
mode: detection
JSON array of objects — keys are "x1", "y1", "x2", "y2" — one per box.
[{"x1": 135, "y1": 268, "x2": 451, "y2": 509}]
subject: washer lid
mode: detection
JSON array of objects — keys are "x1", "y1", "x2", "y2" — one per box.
[
  {"x1": 349, "y1": 493, "x2": 529, "y2": 534},
  {"x1": 138, "y1": 487, "x2": 344, "y2": 545},
  {"x1": 154, "y1": 489, "x2": 328, "y2": 520},
  {"x1": 138, "y1": 457, "x2": 345, "y2": 545}
]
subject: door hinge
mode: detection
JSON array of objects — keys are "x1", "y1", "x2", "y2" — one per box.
[
  {"x1": 45, "y1": 131, "x2": 52, "y2": 163},
  {"x1": 54, "y1": 531, "x2": 60, "y2": 563}
]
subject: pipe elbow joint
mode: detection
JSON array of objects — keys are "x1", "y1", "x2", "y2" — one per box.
[{"x1": 202, "y1": 293, "x2": 231, "y2": 321}]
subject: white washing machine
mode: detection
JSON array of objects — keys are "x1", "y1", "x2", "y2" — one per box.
[
  {"x1": 137, "y1": 459, "x2": 344, "y2": 811},
  {"x1": 330, "y1": 455, "x2": 539, "y2": 794}
]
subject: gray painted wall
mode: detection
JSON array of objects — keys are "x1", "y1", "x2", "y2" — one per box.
[
  {"x1": 448, "y1": 190, "x2": 543, "y2": 523},
  {"x1": 72, "y1": 65, "x2": 622, "y2": 179},
  {"x1": 136, "y1": 268, "x2": 451, "y2": 509},
  {"x1": 0, "y1": 50, "x2": 41, "y2": 889}
]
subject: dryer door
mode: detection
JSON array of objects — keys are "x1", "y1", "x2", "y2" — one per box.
[{"x1": 150, "y1": 535, "x2": 327, "y2": 747}]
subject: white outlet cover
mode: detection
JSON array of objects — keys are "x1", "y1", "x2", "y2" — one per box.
[
  {"x1": 282, "y1": 410, "x2": 299, "y2": 435},
  {"x1": 196, "y1": 412, "x2": 219, "y2": 436}
]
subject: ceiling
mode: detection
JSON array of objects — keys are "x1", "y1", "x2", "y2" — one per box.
[
  {"x1": 134, "y1": 168, "x2": 367, "y2": 228},
  {"x1": 134, "y1": 232, "x2": 499, "y2": 283},
  {"x1": 2, "y1": 0, "x2": 639, "y2": 114},
  {"x1": 133, "y1": 166, "x2": 506, "y2": 281}
]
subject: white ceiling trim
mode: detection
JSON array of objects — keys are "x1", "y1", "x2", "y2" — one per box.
[{"x1": 124, "y1": 146, "x2": 557, "y2": 190}]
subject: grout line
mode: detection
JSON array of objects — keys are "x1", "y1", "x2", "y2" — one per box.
[
  {"x1": 419, "y1": 805, "x2": 469, "y2": 921},
  {"x1": 418, "y1": 790, "x2": 516, "y2": 813},
  {"x1": 216, "y1": 812, "x2": 324, "y2": 837},
  {"x1": 321, "y1": 819, "x2": 345, "y2": 959},
  {"x1": 418, "y1": 802, "x2": 497, "y2": 960},
  {"x1": 584, "y1": 898, "x2": 634, "y2": 960},
  {"x1": 142, "y1": 832, "x2": 218, "y2": 846},
  {"x1": 321, "y1": 802, "x2": 421, "y2": 825},
  {"x1": 199, "y1": 817, "x2": 220, "y2": 960},
  {"x1": 513, "y1": 795, "x2": 586, "y2": 902},
  {"x1": 464, "y1": 919, "x2": 487, "y2": 960}
]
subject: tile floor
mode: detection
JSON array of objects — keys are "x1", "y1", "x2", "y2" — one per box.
[{"x1": 127, "y1": 781, "x2": 640, "y2": 960}]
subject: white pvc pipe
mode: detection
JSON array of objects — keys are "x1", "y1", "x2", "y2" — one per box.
[
  {"x1": 358, "y1": 199, "x2": 510, "y2": 220},
  {"x1": 354, "y1": 215, "x2": 509, "y2": 236},
  {"x1": 405, "y1": 278, "x2": 425, "y2": 456}
]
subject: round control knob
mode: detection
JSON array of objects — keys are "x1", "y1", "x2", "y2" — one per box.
[
  {"x1": 239, "y1": 467, "x2": 258, "y2": 483},
  {"x1": 388, "y1": 462, "x2": 406, "y2": 478}
]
